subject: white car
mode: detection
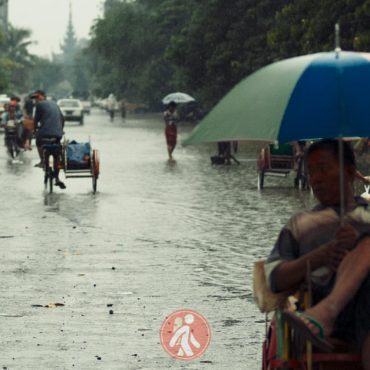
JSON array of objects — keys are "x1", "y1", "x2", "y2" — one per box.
[
  {"x1": 81, "y1": 101, "x2": 91, "y2": 114},
  {"x1": 57, "y1": 98, "x2": 84, "y2": 125}
]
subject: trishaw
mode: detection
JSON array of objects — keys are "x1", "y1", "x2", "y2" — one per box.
[
  {"x1": 42, "y1": 138, "x2": 100, "y2": 193},
  {"x1": 257, "y1": 143, "x2": 309, "y2": 190},
  {"x1": 253, "y1": 261, "x2": 363, "y2": 370}
]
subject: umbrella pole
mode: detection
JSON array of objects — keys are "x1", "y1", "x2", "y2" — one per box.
[
  {"x1": 339, "y1": 137, "x2": 345, "y2": 226},
  {"x1": 336, "y1": 25, "x2": 345, "y2": 225}
]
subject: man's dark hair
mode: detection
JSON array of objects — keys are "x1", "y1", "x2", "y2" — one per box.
[
  {"x1": 307, "y1": 139, "x2": 356, "y2": 167},
  {"x1": 31, "y1": 89, "x2": 46, "y2": 98},
  {"x1": 167, "y1": 101, "x2": 177, "y2": 108}
]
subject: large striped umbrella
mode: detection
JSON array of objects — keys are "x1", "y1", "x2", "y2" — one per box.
[{"x1": 183, "y1": 51, "x2": 370, "y2": 145}]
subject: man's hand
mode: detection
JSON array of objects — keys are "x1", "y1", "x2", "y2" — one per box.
[
  {"x1": 324, "y1": 224, "x2": 359, "y2": 271},
  {"x1": 335, "y1": 224, "x2": 359, "y2": 250}
]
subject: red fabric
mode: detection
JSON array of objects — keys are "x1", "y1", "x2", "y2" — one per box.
[{"x1": 165, "y1": 124, "x2": 177, "y2": 146}]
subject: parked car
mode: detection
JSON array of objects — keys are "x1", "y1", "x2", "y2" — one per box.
[
  {"x1": 57, "y1": 98, "x2": 84, "y2": 125},
  {"x1": 81, "y1": 101, "x2": 91, "y2": 115}
]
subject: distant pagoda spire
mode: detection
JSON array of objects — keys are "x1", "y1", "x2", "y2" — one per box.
[{"x1": 61, "y1": 1, "x2": 77, "y2": 65}]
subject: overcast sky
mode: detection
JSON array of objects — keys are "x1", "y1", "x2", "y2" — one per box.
[{"x1": 9, "y1": 0, "x2": 104, "y2": 58}]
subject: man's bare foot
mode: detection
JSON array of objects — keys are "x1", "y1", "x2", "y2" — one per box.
[
  {"x1": 304, "y1": 306, "x2": 334, "y2": 338},
  {"x1": 282, "y1": 310, "x2": 334, "y2": 352}
]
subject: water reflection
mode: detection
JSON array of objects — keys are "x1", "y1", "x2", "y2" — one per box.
[{"x1": 0, "y1": 111, "x2": 320, "y2": 368}]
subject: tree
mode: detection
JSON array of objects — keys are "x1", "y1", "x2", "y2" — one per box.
[
  {"x1": 0, "y1": 24, "x2": 35, "y2": 93},
  {"x1": 268, "y1": 0, "x2": 370, "y2": 59},
  {"x1": 89, "y1": 0, "x2": 370, "y2": 110},
  {"x1": 166, "y1": 0, "x2": 289, "y2": 106},
  {"x1": 88, "y1": 0, "x2": 195, "y2": 108},
  {"x1": 31, "y1": 57, "x2": 64, "y2": 95}
]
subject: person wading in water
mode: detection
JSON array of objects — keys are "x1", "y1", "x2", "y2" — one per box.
[{"x1": 163, "y1": 101, "x2": 179, "y2": 161}]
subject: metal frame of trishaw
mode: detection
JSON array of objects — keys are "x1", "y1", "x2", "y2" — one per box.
[
  {"x1": 43, "y1": 138, "x2": 100, "y2": 193},
  {"x1": 253, "y1": 260, "x2": 363, "y2": 370}
]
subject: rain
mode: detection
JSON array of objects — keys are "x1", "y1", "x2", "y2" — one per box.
[{"x1": 1, "y1": 1, "x2": 370, "y2": 369}]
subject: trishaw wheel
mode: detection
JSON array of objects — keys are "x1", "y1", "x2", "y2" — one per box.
[
  {"x1": 92, "y1": 176, "x2": 97, "y2": 193},
  {"x1": 92, "y1": 149, "x2": 100, "y2": 177},
  {"x1": 258, "y1": 171, "x2": 265, "y2": 190}
]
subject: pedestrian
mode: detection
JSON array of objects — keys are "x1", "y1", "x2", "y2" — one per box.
[
  {"x1": 164, "y1": 101, "x2": 179, "y2": 160},
  {"x1": 107, "y1": 93, "x2": 117, "y2": 122},
  {"x1": 119, "y1": 99, "x2": 126, "y2": 119},
  {"x1": 32, "y1": 89, "x2": 66, "y2": 189}
]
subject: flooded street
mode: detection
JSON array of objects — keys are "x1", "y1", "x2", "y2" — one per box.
[{"x1": 0, "y1": 109, "x2": 315, "y2": 369}]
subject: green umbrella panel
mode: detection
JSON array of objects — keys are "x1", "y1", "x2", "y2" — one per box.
[{"x1": 182, "y1": 54, "x2": 318, "y2": 145}]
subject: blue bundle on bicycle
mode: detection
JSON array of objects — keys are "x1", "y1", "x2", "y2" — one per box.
[{"x1": 67, "y1": 140, "x2": 91, "y2": 169}]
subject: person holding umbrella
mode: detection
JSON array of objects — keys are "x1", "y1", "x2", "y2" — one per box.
[
  {"x1": 265, "y1": 139, "x2": 370, "y2": 367},
  {"x1": 164, "y1": 101, "x2": 179, "y2": 161}
]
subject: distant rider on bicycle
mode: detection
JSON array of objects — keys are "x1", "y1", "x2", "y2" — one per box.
[
  {"x1": 32, "y1": 89, "x2": 66, "y2": 189},
  {"x1": 1, "y1": 100, "x2": 23, "y2": 157}
]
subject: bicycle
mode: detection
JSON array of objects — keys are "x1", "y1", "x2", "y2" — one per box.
[{"x1": 42, "y1": 139, "x2": 62, "y2": 193}]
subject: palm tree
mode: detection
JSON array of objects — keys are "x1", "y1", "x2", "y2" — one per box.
[
  {"x1": 0, "y1": 24, "x2": 36, "y2": 92},
  {"x1": 4, "y1": 25, "x2": 35, "y2": 66}
]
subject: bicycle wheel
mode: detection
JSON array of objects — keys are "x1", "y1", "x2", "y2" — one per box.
[
  {"x1": 45, "y1": 166, "x2": 54, "y2": 194},
  {"x1": 44, "y1": 168, "x2": 48, "y2": 188}
]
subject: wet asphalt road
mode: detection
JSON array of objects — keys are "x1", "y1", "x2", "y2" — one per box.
[{"x1": 0, "y1": 109, "x2": 315, "y2": 369}]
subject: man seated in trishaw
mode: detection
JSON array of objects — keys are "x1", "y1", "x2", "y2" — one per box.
[{"x1": 259, "y1": 139, "x2": 370, "y2": 369}]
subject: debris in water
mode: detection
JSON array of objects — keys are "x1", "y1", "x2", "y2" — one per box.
[
  {"x1": 32, "y1": 303, "x2": 65, "y2": 308},
  {"x1": 117, "y1": 292, "x2": 133, "y2": 296},
  {"x1": 46, "y1": 303, "x2": 65, "y2": 308}
]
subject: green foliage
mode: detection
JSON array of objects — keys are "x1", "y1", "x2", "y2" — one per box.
[
  {"x1": 0, "y1": 25, "x2": 36, "y2": 93},
  {"x1": 268, "y1": 0, "x2": 370, "y2": 58},
  {"x1": 87, "y1": 0, "x2": 370, "y2": 110},
  {"x1": 165, "y1": 0, "x2": 289, "y2": 105},
  {"x1": 88, "y1": 0, "x2": 195, "y2": 108},
  {"x1": 31, "y1": 57, "x2": 64, "y2": 94}
]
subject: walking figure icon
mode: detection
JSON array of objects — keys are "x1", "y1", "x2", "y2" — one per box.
[{"x1": 160, "y1": 309, "x2": 211, "y2": 361}]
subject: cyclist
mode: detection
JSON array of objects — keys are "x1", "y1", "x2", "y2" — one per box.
[
  {"x1": 32, "y1": 89, "x2": 66, "y2": 189},
  {"x1": 1, "y1": 100, "x2": 23, "y2": 157}
]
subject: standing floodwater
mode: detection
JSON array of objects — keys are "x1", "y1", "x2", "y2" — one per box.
[{"x1": 0, "y1": 109, "x2": 315, "y2": 369}]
